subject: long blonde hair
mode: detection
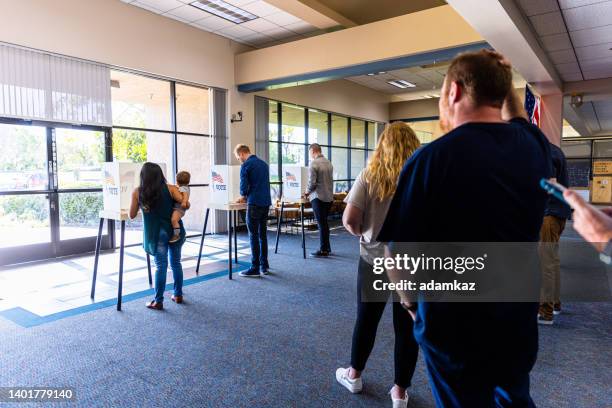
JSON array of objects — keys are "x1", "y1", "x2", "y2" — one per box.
[{"x1": 364, "y1": 122, "x2": 421, "y2": 201}]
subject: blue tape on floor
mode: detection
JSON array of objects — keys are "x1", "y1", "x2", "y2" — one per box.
[{"x1": 0, "y1": 262, "x2": 249, "y2": 328}]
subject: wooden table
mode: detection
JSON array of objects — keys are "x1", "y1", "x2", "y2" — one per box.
[
  {"x1": 90, "y1": 210, "x2": 152, "y2": 311},
  {"x1": 195, "y1": 202, "x2": 247, "y2": 279},
  {"x1": 274, "y1": 198, "x2": 308, "y2": 259}
]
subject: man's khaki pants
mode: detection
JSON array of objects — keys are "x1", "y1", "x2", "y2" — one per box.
[{"x1": 539, "y1": 215, "x2": 566, "y2": 319}]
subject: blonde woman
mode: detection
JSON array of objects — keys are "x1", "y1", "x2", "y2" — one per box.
[{"x1": 335, "y1": 122, "x2": 421, "y2": 408}]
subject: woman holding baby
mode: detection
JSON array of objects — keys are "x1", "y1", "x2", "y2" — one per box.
[{"x1": 129, "y1": 162, "x2": 190, "y2": 310}]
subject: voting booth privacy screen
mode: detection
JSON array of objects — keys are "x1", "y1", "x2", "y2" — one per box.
[
  {"x1": 102, "y1": 162, "x2": 167, "y2": 214},
  {"x1": 283, "y1": 166, "x2": 308, "y2": 201},
  {"x1": 210, "y1": 165, "x2": 241, "y2": 204}
]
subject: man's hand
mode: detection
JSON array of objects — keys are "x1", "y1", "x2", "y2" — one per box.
[
  {"x1": 304, "y1": 191, "x2": 310, "y2": 199},
  {"x1": 400, "y1": 301, "x2": 417, "y2": 321},
  {"x1": 181, "y1": 201, "x2": 189, "y2": 209},
  {"x1": 236, "y1": 196, "x2": 246, "y2": 204},
  {"x1": 564, "y1": 189, "x2": 612, "y2": 252}
]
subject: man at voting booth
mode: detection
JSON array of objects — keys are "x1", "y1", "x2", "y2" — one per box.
[
  {"x1": 234, "y1": 144, "x2": 272, "y2": 277},
  {"x1": 305, "y1": 143, "x2": 334, "y2": 257}
]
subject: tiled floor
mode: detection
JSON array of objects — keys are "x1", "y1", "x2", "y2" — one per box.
[{"x1": 0, "y1": 234, "x2": 252, "y2": 319}]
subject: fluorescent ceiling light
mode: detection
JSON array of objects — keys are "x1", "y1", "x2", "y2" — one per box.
[
  {"x1": 366, "y1": 73, "x2": 376, "y2": 76},
  {"x1": 387, "y1": 80, "x2": 416, "y2": 89},
  {"x1": 190, "y1": 0, "x2": 257, "y2": 24}
]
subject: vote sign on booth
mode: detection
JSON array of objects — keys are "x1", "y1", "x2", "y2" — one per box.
[
  {"x1": 210, "y1": 165, "x2": 242, "y2": 204},
  {"x1": 283, "y1": 166, "x2": 308, "y2": 201}
]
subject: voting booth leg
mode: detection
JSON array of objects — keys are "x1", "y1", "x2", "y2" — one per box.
[
  {"x1": 274, "y1": 201, "x2": 284, "y2": 254},
  {"x1": 116, "y1": 220, "x2": 126, "y2": 311},
  {"x1": 233, "y1": 210, "x2": 238, "y2": 264},
  {"x1": 146, "y1": 253, "x2": 152, "y2": 287},
  {"x1": 228, "y1": 211, "x2": 233, "y2": 279},
  {"x1": 300, "y1": 203, "x2": 306, "y2": 259},
  {"x1": 196, "y1": 208, "x2": 210, "y2": 275},
  {"x1": 90, "y1": 217, "x2": 105, "y2": 299}
]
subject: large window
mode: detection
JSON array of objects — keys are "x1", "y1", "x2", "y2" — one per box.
[
  {"x1": 0, "y1": 63, "x2": 213, "y2": 265},
  {"x1": 110, "y1": 70, "x2": 212, "y2": 242},
  {"x1": 267, "y1": 100, "x2": 382, "y2": 197}
]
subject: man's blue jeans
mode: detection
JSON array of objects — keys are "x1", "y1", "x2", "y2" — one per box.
[
  {"x1": 246, "y1": 205, "x2": 269, "y2": 271},
  {"x1": 153, "y1": 228, "x2": 184, "y2": 303}
]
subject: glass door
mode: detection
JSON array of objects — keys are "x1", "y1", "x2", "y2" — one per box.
[
  {"x1": 55, "y1": 128, "x2": 110, "y2": 256},
  {"x1": 0, "y1": 122, "x2": 112, "y2": 265},
  {"x1": 0, "y1": 123, "x2": 54, "y2": 264}
]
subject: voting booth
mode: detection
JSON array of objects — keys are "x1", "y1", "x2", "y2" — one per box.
[
  {"x1": 283, "y1": 166, "x2": 308, "y2": 201},
  {"x1": 210, "y1": 165, "x2": 242, "y2": 204},
  {"x1": 102, "y1": 162, "x2": 167, "y2": 215},
  {"x1": 102, "y1": 162, "x2": 142, "y2": 215}
]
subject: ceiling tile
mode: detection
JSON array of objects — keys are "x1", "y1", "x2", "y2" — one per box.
[
  {"x1": 241, "y1": 1, "x2": 281, "y2": 17},
  {"x1": 242, "y1": 32, "x2": 275, "y2": 43},
  {"x1": 555, "y1": 61, "x2": 582, "y2": 74},
  {"x1": 261, "y1": 25, "x2": 294, "y2": 39},
  {"x1": 539, "y1": 32, "x2": 573, "y2": 51},
  {"x1": 558, "y1": 0, "x2": 609, "y2": 8},
  {"x1": 165, "y1": 5, "x2": 210, "y2": 22},
  {"x1": 562, "y1": 1, "x2": 612, "y2": 31},
  {"x1": 216, "y1": 24, "x2": 256, "y2": 38},
  {"x1": 575, "y1": 42, "x2": 612, "y2": 61},
  {"x1": 518, "y1": 0, "x2": 559, "y2": 16},
  {"x1": 580, "y1": 55, "x2": 612, "y2": 72},
  {"x1": 560, "y1": 71, "x2": 584, "y2": 81},
  {"x1": 191, "y1": 14, "x2": 235, "y2": 30},
  {"x1": 549, "y1": 48, "x2": 578, "y2": 64},
  {"x1": 131, "y1": 1, "x2": 164, "y2": 13},
  {"x1": 165, "y1": 14, "x2": 190, "y2": 23},
  {"x1": 240, "y1": 17, "x2": 279, "y2": 32},
  {"x1": 224, "y1": 0, "x2": 257, "y2": 6},
  {"x1": 264, "y1": 11, "x2": 301, "y2": 26},
  {"x1": 135, "y1": 0, "x2": 183, "y2": 12},
  {"x1": 284, "y1": 21, "x2": 316, "y2": 34},
  {"x1": 583, "y1": 69, "x2": 612, "y2": 80},
  {"x1": 570, "y1": 24, "x2": 612, "y2": 47},
  {"x1": 529, "y1": 11, "x2": 567, "y2": 36}
]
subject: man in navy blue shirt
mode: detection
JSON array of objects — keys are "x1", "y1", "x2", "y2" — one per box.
[
  {"x1": 378, "y1": 51, "x2": 551, "y2": 407},
  {"x1": 234, "y1": 144, "x2": 272, "y2": 277}
]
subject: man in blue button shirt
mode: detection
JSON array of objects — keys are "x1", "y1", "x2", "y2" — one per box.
[
  {"x1": 378, "y1": 51, "x2": 551, "y2": 407},
  {"x1": 234, "y1": 144, "x2": 272, "y2": 277}
]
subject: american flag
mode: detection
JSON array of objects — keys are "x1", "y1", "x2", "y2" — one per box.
[
  {"x1": 211, "y1": 171, "x2": 224, "y2": 184},
  {"x1": 285, "y1": 172, "x2": 296, "y2": 181},
  {"x1": 524, "y1": 86, "x2": 541, "y2": 127}
]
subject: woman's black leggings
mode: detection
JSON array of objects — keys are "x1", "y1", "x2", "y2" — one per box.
[{"x1": 350, "y1": 258, "x2": 419, "y2": 388}]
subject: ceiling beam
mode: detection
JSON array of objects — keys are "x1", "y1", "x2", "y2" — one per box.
[
  {"x1": 265, "y1": 0, "x2": 356, "y2": 29},
  {"x1": 446, "y1": 0, "x2": 562, "y2": 95},
  {"x1": 564, "y1": 78, "x2": 612, "y2": 99},
  {"x1": 235, "y1": 5, "x2": 484, "y2": 90}
]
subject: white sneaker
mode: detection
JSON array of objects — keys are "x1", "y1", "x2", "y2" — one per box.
[
  {"x1": 390, "y1": 387, "x2": 409, "y2": 408},
  {"x1": 335, "y1": 367, "x2": 362, "y2": 394}
]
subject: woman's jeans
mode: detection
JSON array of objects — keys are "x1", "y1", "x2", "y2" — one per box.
[{"x1": 153, "y1": 228, "x2": 183, "y2": 303}]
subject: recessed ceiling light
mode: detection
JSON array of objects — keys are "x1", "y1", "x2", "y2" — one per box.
[
  {"x1": 190, "y1": 0, "x2": 257, "y2": 24},
  {"x1": 387, "y1": 80, "x2": 416, "y2": 89},
  {"x1": 378, "y1": 71, "x2": 386, "y2": 74},
  {"x1": 367, "y1": 73, "x2": 376, "y2": 76}
]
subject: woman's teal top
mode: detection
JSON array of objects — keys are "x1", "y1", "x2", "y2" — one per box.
[{"x1": 141, "y1": 184, "x2": 185, "y2": 255}]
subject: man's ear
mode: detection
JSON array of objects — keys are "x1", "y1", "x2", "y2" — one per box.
[{"x1": 448, "y1": 81, "x2": 462, "y2": 105}]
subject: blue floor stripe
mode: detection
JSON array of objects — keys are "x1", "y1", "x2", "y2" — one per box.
[{"x1": 0, "y1": 262, "x2": 249, "y2": 328}]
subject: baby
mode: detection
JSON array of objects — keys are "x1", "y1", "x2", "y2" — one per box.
[{"x1": 170, "y1": 171, "x2": 191, "y2": 243}]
